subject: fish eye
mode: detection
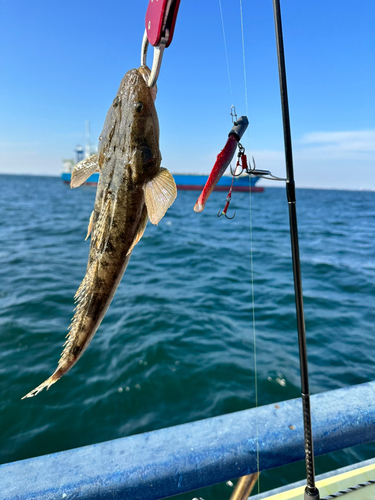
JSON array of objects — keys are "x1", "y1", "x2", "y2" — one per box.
[
  {"x1": 141, "y1": 146, "x2": 153, "y2": 164},
  {"x1": 135, "y1": 101, "x2": 143, "y2": 113}
]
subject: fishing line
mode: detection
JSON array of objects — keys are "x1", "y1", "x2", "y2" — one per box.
[
  {"x1": 216, "y1": 2, "x2": 261, "y2": 494},
  {"x1": 248, "y1": 175, "x2": 261, "y2": 495},
  {"x1": 239, "y1": 0, "x2": 249, "y2": 118},
  {"x1": 218, "y1": 0, "x2": 234, "y2": 103},
  {"x1": 239, "y1": 0, "x2": 261, "y2": 493}
]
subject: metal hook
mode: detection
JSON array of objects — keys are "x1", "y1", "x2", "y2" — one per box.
[
  {"x1": 238, "y1": 143, "x2": 245, "y2": 155},
  {"x1": 141, "y1": 30, "x2": 165, "y2": 88},
  {"x1": 230, "y1": 163, "x2": 243, "y2": 177},
  {"x1": 230, "y1": 143, "x2": 246, "y2": 177},
  {"x1": 226, "y1": 210, "x2": 236, "y2": 219},
  {"x1": 247, "y1": 155, "x2": 287, "y2": 181},
  {"x1": 230, "y1": 105, "x2": 238, "y2": 123},
  {"x1": 217, "y1": 208, "x2": 236, "y2": 219},
  {"x1": 217, "y1": 200, "x2": 236, "y2": 219},
  {"x1": 251, "y1": 156, "x2": 256, "y2": 170}
]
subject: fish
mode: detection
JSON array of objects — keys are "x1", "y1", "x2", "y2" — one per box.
[{"x1": 23, "y1": 65, "x2": 177, "y2": 398}]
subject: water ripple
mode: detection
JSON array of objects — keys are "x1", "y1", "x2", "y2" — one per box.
[{"x1": 0, "y1": 176, "x2": 374, "y2": 498}]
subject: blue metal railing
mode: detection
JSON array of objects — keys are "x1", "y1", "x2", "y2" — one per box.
[{"x1": 2, "y1": 381, "x2": 375, "y2": 500}]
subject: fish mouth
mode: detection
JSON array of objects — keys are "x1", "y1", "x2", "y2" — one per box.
[
  {"x1": 138, "y1": 66, "x2": 157, "y2": 101},
  {"x1": 121, "y1": 67, "x2": 157, "y2": 103},
  {"x1": 138, "y1": 65, "x2": 151, "y2": 82}
]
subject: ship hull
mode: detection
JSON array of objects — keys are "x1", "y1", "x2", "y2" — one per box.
[{"x1": 61, "y1": 172, "x2": 264, "y2": 192}]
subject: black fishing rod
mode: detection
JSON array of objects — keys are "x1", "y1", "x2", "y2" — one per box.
[{"x1": 272, "y1": 1, "x2": 320, "y2": 498}]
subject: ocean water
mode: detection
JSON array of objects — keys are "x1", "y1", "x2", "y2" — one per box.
[{"x1": 0, "y1": 174, "x2": 374, "y2": 499}]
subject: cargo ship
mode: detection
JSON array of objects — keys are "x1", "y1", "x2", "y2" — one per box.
[
  {"x1": 62, "y1": 169, "x2": 263, "y2": 192},
  {"x1": 62, "y1": 121, "x2": 264, "y2": 191}
]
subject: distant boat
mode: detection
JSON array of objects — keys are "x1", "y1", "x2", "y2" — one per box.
[
  {"x1": 61, "y1": 170, "x2": 263, "y2": 192},
  {"x1": 62, "y1": 121, "x2": 263, "y2": 192},
  {"x1": 61, "y1": 121, "x2": 97, "y2": 184}
]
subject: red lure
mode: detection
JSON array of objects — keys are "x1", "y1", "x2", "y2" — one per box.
[{"x1": 193, "y1": 116, "x2": 248, "y2": 213}]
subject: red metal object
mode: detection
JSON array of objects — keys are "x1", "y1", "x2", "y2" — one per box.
[
  {"x1": 241, "y1": 153, "x2": 248, "y2": 171},
  {"x1": 218, "y1": 196, "x2": 235, "y2": 219},
  {"x1": 193, "y1": 135, "x2": 238, "y2": 213},
  {"x1": 145, "y1": 0, "x2": 181, "y2": 47},
  {"x1": 222, "y1": 200, "x2": 231, "y2": 213}
]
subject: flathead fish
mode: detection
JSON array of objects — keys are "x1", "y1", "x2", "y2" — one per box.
[{"x1": 23, "y1": 66, "x2": 176, "y2": 398}]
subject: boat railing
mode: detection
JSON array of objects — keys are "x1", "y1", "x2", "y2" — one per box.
[{"x1": 2, "y1": 381, "x2": 375, "y2": 500}]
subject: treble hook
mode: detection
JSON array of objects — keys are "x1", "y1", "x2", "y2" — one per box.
[
  {"x1": 244, "y1": 156, "x2": 256, "y2": 174},
  {"x1": 217, "y1": 199, "x2": 236, "y2": 219},
  {"x1": 230, "y1": 143, "x2": 247, "y2": 176},
  {"x1": 230, "y1": 162, "x2": 243, "y2": 177}
]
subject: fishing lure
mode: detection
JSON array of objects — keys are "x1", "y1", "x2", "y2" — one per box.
[{"x1": 193, "y1": 116, "x2": 248, "y2": 213}]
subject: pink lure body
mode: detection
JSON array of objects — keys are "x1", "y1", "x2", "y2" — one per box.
[{"x1": 193, "y1": 135, "x2": 238, "y2": 213}]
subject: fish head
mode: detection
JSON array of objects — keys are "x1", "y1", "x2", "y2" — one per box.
[{"x1": 98, "y1": 66, "x2": 161, "y2": 185}]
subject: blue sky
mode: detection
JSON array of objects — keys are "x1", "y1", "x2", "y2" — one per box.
[{"x1": 0, "y1": 0, "x2": 374, "y2": 189}]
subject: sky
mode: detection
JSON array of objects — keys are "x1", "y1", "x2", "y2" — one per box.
[{"x1": 0, "y1": 0, "x2": 374, "y2": 189}]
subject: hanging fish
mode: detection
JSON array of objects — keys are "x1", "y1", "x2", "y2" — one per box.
[{"x1": 23, "y1": 66, "x2": 176, "y2": 398}]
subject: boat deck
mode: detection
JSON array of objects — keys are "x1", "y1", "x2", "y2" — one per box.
[{"x1": 252, "y1": 458, "x2": 375, "y2": 499}]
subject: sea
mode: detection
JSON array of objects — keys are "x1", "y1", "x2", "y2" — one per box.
[{"x1": 0, "y1": 174, "x2": 374, "y2": 499}]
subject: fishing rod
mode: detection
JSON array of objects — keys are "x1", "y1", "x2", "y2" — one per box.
[
  {"x1": 210, "y1": 2, "x2": 321, "y2": 498},
  {"x1": 272, "y1": 1, "x2": 320, "y2": 498},
  {"x1": 190, "y1": 0, "x2": 320, "y2": 495}
]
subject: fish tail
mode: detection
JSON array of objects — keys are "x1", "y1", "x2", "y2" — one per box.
[
  {"x1": 21, "y1": 367, "x2": 66, "y2": 399},
  {"x1": 23, "y1": 260, "x2": 100, "y2": 400}
]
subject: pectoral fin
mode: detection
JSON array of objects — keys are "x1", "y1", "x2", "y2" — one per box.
[
  {"x1": 92, "y1": 198, "x2": 111, "y2": 252},
  {"x1": 126, "y1": 206, "x2": 148, "y2": 256},
  {"x1": 71, "y1": 154, "x2": 100, "y2": 188},
  {"x1": 143, "y1": 167, "x2": 177, "y2": 225},
  {"x1": 85, "y1": 211, "x2": 94, "y2": 241}
]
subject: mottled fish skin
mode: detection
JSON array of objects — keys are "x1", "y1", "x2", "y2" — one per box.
[{"x1": 23, "y1": 66, "x2": 176, "y2": 398}]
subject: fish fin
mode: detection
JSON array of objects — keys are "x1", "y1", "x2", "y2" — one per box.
[
  {"x1": 22, "y1": 369, "x2": 62, "y2": 399},
  {"x1": 70, "y1": 154, "x2": 100, "y2": 188},
  {"x1": 71, "y1": 260, "x2": 99, "y2": 340},
  {"x1": 74, "y1": 260, "x2": 98, "y2": 302},
  {"x1": 91, "y1": 198, "x2": 111, "y2": 251},
  {"x1": 22, "y1": 376, "x2": 57, "y2": 399},
  {"x1": 126, "y1": 206, "x2": 148, "y2": 256},
  {"x1": 22, "y1": 260, "x2": 100, "y2": 399},
  {"x1": 85, "y1": 210, "x2": 94, "y2": 241},
  {"x1": 143, "y1": 167, "x2": 177, "y2": 225}
]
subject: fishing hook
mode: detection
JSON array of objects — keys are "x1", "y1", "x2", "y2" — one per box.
[
  {"x1": 230, "y1": 163, "x2": 242, "y2": 177},
  {"x1": 141, "y1": 31, "x2": 164, "y2": 88},
  {"x1": 217, "y1": 199, "x2": 236, "y2": 219},
  {"x1": 247, "y1": 157, "x2": 287, "y2": 181},
  {"x1": 230, "y1": 143, "x2": 247, "y2": 176}
]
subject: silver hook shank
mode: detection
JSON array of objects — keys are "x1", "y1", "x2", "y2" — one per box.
[{"x1": 141, "y1": 29, "x2": 165, "y2": 88}]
